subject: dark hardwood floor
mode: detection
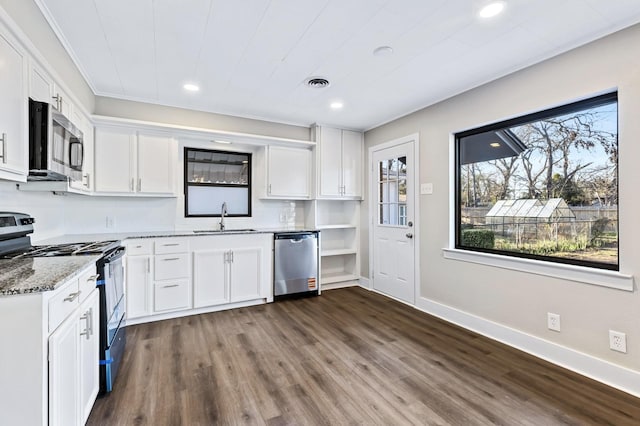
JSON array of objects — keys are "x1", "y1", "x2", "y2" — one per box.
[{"x1": 87, "y1": 287, "x2": 640, "y2": 425}]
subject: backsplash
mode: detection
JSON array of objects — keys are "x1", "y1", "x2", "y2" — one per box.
[{"x1": 0, "y1": 181, "x2": 306, "y2": 242}]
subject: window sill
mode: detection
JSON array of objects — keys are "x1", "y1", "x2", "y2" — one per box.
[{"x1": 442, "y1": 248, "x2": 634, "y2": 292}]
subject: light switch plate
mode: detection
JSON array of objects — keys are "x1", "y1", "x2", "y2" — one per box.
[{"x1": 420, "y1": 183, "x2": 433, "y2": 195}]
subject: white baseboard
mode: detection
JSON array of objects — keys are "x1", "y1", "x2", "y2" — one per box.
[
  {"x1": 415, "y1": 296, "x2": 640, "y2": 398},
  {"x1": 359, "y1": 276, "x2": 371, "y2": 289},
  {"x1": 321, "y1": 280, "x2": 359, "y2": 291}
]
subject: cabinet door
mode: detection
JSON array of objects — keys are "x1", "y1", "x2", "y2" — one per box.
[
  {"x1": 341, "y1": 130, "x2": 362, "y2": 198},
  {"x1": 267, "y1": 146, "x2": 310, "y2": 198},
  {"x1": 137, "y1": 133, "x2": 174, "y2": 194},
  {"x1": 49, "y1": 312, "x2": 80, "y2": 426},
  {"x1": 69, "y1": 111, "x2": 94, "y2": 191},
  {"x1": 94, "y1": 127, "x2": 135, "y2": 192},
  {"x1": 79, "y1": 289, "x2": 100, "y2": 425},
  {"x1": 0, "y1": 32, "x2": 27, "y2": 179},
  {"x1": 153, "y1": 279, "x2": 190, "y2": 312},
  {"x1": 126, "y1": 255, "x2": 152, "y2": 319},
  {"x1": 318, "y1": 126, "x2": 343, "y2": 197},
  {"x1": 193, "y1": 249, "x2": 228, "y2": 308},
  {"x1": 229, "y1": 247, "x2": 262, "y2": 302},
  {"x1": 30, "y1": 64, "x2": 54, "y2": 103}
]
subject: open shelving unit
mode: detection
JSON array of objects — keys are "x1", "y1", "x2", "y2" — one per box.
[{"x1": 307, "y1": 199, "x2": 361, "y2": 290}]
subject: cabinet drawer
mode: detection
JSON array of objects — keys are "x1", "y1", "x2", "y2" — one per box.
[
  {"x1": 154, "y1": 279, "x2": 190, "y2": 312},
  {"x1": 78, "y1": 266, "x2": 99, "y2": 304},
  {"x1": 127, "y1": 239, "x2": 153, "y2": 255},
  {"x1": 48, "y1": 279, "x2": 80, "y2": 333},
  {"x1": 154, "y1": 253, "x2": 189, "y2": 280},
  {"x1": 154, "y1": 238, "x2": 189, "y2": 254}
]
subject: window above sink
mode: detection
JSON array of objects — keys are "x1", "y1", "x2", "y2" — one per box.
[{"x1": 184, "y1": 147, "x2": 252, "y2": 218}]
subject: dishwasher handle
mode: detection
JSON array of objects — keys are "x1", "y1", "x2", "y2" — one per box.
[{"x1": 274, "y1": 232, "x2": 318, "y2": 241}]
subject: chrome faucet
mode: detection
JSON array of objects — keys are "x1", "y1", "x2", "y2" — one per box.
[{"x1": 219, "y1": 202, "x2": 228, "y2": 230}]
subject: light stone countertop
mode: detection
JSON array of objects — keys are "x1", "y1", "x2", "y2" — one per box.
[{"x1": 0, "y1": 255, "x2": 99, "y2": 296}]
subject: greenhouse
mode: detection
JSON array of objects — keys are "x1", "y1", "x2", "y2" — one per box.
[{"x1": 485, "y1": 198, "x2": 576, "y2": 244}]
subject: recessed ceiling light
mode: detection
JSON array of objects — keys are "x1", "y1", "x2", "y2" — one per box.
[
  {"x1": 479, "y1": 1, "x2": 505, "y2": 18},
  {"x1": 373, "y1": 46, "x2": 394, "y2": 57},
  {"x1": 183, "y1": 83, "x2": 200, "y2": 92},
  {"x1": 214, "y1": 140, "x2": 232, "y2": 144},
  {"x1": 490, "y1": 142, "x2": 501, "y2": 148},
  {"x1": 330, "y1": 101, "x2": 344, "y2": 110}
]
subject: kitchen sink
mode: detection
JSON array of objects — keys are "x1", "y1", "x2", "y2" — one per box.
[{"x1": 193, "y1": 228, "x2": 257, "y2": 233}]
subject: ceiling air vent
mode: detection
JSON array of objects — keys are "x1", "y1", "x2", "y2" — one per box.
[{"x1": 305, "y1": 77, "x2": 330, "y2": 88}]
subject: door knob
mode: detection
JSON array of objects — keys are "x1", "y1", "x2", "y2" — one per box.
[
  {"x1": 406, "y1": 233, "x2": 413, "y2": 239},
  {"x1": 408, "y1": 221, "x2": 413, "y2": 227}
]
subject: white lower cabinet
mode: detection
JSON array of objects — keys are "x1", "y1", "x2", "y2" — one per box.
[
  {"x1": 125, "y1": 254, "x2": 152, "y2": 319},
  {"x1": 193, "y1": 249, "x2": 228, "y2": 307},
  {"x1": 0, "y1": 263, "x2": 99, "y2": 426},
  {"x1": 154, "y1": 279, "x2": 190, "y2": 312},
  {"x1": 193, "y1": 234, "x2": 271, "y2": 309},
  {"x1": 49, "y1": 288, "x2": 99, "y2": 426},
  {"x1": 126, "y1": 234, "x2": 273, "y2": 324}
]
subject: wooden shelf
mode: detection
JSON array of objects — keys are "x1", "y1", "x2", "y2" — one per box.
[
  {"x1": 321, "y1": 271, "x2": 359, "y2": 284},
  {"x1": 321, "y1": 248, "x2": 357, "y2": 257}
]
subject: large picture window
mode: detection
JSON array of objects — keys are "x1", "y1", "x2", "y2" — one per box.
[
  {"x1": 184, "y1": 147, "x2": 252, "y2": 217},
  {"x1": 455, "y1": 93, "x2": 618, "y2": 270}
]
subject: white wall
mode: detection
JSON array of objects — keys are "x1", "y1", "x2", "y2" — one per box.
[
  {"x1": 363, "y1": 23, "x2": 640, "y2": 377},
  {"x1": 94, "y1": 97, "x2": 310, "y2": 141}
]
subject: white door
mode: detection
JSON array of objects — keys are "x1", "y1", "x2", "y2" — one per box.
[
  {"x1": 342, "y1": 130, "x2": 363, "y2": 197},
  {"x1": 267, "y1": 146, "x2": 310, "y2": 198},
  {"x1": 125, "y1": 255, "x2": 152, "y2": 319},
  {"x1": 318, "y1": 126, "x2": 343, "y2": 197},
  {"x1": 371, "y1": 140, "x2": 416, "y2": 303},
  {"x1": 94, "y1": 127, "x2": 134, "y2": 192}
]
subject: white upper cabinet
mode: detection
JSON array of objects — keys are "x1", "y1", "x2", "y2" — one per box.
[
  {"x1": 94, "y1": 127, "x2": 135, "y2": 193},
  {"x1": 94, "y1": 126, "x2": 175, "y2": 196},
  {"x1": 137, "y1": 133, "x2": 174, "y2": 194},
  {"x1": 29, "y1": 63, "x2": 54, "y2": 104},
  {"x1": 0, "y1": 30, "x2": 27, "y2": 181},
  {"x1": 262, "y1": 145, "x2": 311, "y2": 199},
  {"x1": 314, "y1": 125, "x2": 363, "y2": 199}
]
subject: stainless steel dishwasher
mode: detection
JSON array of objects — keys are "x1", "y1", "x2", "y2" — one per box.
[{"x1": 274, "y1": 231, "x2": 319, "y2": 300}]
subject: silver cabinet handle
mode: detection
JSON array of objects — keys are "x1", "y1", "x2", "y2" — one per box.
[
  {"x1": 137, "y1": 177, "x2": 142, "y2": 192},
  {"x1": 80, "y1": 307, "x2": 93, "y2": 340},
  {"x1": 162, "y1": 284, "x2": 179, "y2": 288},
  {"x1": 64, "y1": 291, "x2": 81, "y2": 302},
  {"x1": 130, "y1": 178, "x2": 134, "y2": 191},
  {"x1": 406, "y1": 233, "x2": 413, "y2": 239},
  {"x1": 230, "y1": 251, "x2": 234, "y2": 263},
  {"x1": 268, "y1": 183, "x2": 272, "y2": 195},
  {"x1": 52, "y1": 94, "x2": 62, "y2": 111},
  {"x1": 82, "y1": 173, "x2": 90, "y2": 188},
  {"x1": 163, "y1": 243, "x2": 180, "y2": 247},
  {"x1": 0, "y1": 133, "x2": 6, "y2": 164},
  {"x1": 146, "y1": 257, "x2": 150, "y2": 273},
  {"x1": 163, "y1": 257, "x2": 180, "y2": 261}
]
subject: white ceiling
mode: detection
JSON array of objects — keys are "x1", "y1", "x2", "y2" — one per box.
[{"x1": 35, "y1": 0, "x2": 640, "y2": 131}]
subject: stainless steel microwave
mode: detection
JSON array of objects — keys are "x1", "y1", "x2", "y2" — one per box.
[{"x1": 28, "y1": 98, "x2": 84, "y2": 181}]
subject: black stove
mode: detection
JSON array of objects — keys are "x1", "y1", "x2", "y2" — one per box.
[{"x1": 0, "y1": 212, "x2": 127, "y2": 394}]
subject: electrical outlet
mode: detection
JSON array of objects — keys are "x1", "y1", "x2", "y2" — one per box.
[
  {"x1": 106, "y1": 216, "x2": 115, "y2": 229},
  {"x1": 609, "y1": 330, "x2": 627, "y2": 353},
  {"x1": 547, "y1": 312, "x2": 561, "y2": 332}
]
